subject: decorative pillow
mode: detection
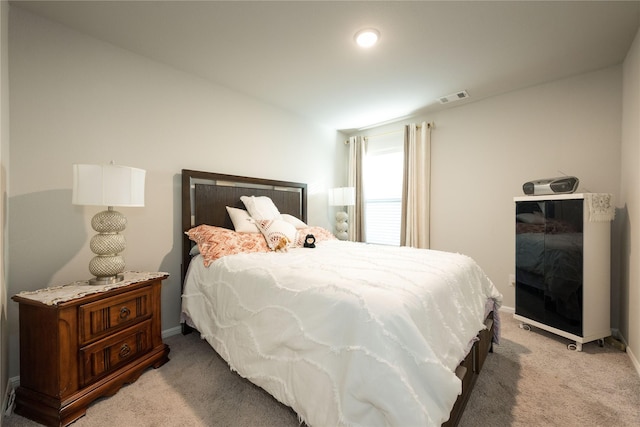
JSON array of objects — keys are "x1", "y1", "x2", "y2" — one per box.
[
  {"x1": 281, "y1": 214, "x2": 308, "y2": 229},
  {"x1": 185, "y1": 225, "x2": 270, "y2": 266},
  {"x1": 240, "y1": 195, "x2": 282, "y2": 220},
  {"x1": 226, "y1": 206, "x2": 260, "y2": 233},
  {"x1": 292, "y1": 226, "x2": 338, "y2": 247},
  {"x1": 255, "y1": 219, "x2": 297, "y2": 251}
]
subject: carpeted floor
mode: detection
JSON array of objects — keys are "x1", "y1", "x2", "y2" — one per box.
[{"x1": 4, "y1": 314, "x2": 640, "y2": 426}]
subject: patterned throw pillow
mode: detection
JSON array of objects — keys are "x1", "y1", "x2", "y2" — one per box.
[
  {"x1": 186, "y1": 225, "x2": 270, "y2": 266},
  {"x1": 254, "y1": 219, "x2": 298, "y2": 251}
]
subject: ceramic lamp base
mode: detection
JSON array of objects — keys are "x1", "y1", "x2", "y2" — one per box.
[
  {"x1": 335, "y1": 211, "x2": 348, "y2": 240},
  {"x1": 88, "y1": 207, "x2": 128, "y2": 283}
]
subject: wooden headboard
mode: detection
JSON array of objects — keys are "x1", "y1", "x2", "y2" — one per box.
[{"x1": 181, "y1": 169, "x2": 307, "y2": 283}]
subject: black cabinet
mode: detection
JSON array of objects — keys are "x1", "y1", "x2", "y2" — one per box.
[{"x1": 514, "y1": 194, "x2": 610, "y2": 350}]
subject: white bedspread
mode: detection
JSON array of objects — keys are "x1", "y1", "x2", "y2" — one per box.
[{"x1": 181, "y1": 240, "x2": 502, "y2": 427}]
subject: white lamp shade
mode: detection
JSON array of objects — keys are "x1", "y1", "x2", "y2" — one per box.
[
  {"x1": 328, "y1": 187, "x2": 356, "y2": 207},
  {"x1": 73, "y1": 164, "x2": 146, "y2": 207}
]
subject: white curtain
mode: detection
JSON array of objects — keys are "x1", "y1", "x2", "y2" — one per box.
[
  {"x1": 348, "y1": 135, "x2": 366, "y2": 242},
  {"x1": 400, "y1": 122, "x2": 431, "y2": 248}
]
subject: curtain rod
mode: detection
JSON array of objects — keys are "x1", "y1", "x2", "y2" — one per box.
[{"x1": 344, "y1": 121, "x2": 434, "y2": 144}]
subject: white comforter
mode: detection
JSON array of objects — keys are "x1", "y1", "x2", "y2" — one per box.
[{"x1": 181, "y1": 240, "x2": 502, "y2": 427}]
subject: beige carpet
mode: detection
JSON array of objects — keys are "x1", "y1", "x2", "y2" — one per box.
[{"x1": 4, "y1": 314, "x2": 639, "y2": 426}]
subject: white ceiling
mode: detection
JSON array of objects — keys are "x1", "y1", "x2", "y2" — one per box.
[{"x1": 12, "y1": 0, "x2": 640, "y2": 132}]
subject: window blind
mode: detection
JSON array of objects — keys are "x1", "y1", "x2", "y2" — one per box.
[
  {"x1": 363, "y1": 131, "x2": 404, "y2": 246},
  {"x1": 365, "y1": 199, "x2": 401, "y2": 246}
]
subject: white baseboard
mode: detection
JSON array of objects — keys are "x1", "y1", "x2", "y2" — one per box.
[
  {"x1": 3, "y1": 376, "x2": 19, "y2": 416},
  {"x1": 627, "y1": 347, "x2": 640, "y2": 378},
  {"x1": 611, "y1": 327, "x2": 621, "y2": 340},
  {"x1": 614, "y1": 333, "x2": 640, "y2": 378},
  {"x1": 499, "y1": 305, "x2": 515, "y2": 315},
  {"x1": 162, "y1": 325, "x2": 182, "y2": 338},
  {"x1": 610, "y1": 330, "x2": 640, "y2": 377}
]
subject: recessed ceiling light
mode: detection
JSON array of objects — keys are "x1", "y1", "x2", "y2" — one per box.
[{"x1": 355, "y1": 29, "x2": 380, "y2": 48}]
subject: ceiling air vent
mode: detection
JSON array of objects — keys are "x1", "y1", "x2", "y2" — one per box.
[{"x1": 438, "y1": 90, "x2": 470, "y2": 104}]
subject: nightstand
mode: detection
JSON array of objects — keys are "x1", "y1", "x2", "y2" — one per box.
[{"x1": 12, "y1": 272, "x2": 170, "y2": 426}]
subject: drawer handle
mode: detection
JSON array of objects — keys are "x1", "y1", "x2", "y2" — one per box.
[
  {"x1": 119, "y1": 343, "x2": 131, "y2": 359},
  {"x1": 119, "y1": 306, "x2": 131, "y2": 319}
]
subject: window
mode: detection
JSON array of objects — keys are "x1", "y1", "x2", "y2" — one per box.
[{"x1": 363, "y1": 132, "x2": 404, "y2": 246}]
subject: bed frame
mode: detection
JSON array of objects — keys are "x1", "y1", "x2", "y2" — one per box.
[{"x1": 180, "y1": 169, "x2": 492, "y2": 427}]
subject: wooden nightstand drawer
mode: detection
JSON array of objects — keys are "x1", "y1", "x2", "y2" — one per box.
[
  {"x1": 79, "y1": 287, "x2": 152, "y2": 344},
  {"x1": 79, "y1": 319, "x2": 153, "y2": 387}
]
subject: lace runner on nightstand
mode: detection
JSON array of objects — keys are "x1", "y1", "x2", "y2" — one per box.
[
  {"x1": 16, "y1": 271, "x2": 169, "y2": 305},
  {"x1": 585, "y1": 193, "x2": 615, "y2": 222}
]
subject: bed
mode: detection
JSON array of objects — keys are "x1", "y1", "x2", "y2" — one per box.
[{"x1": 180, "y1": 169, "x2": 502, "y2": 427}]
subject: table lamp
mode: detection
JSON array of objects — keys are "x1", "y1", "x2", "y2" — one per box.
[
  {"x1": 328, "y1": 187, "x2": 355, "y2": 240},
  {"x1": 72, "y1": 163, "x2": 145, "y2": 285}
]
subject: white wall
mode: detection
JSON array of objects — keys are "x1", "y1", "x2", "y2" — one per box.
[
  {"x1": 1, "y1": 0, "x2": 10, "y2": 414},
  {"x1": 621, "y1": 27, "x2": 640, "y2": 371},
  {"x1": 357, "y1": 66, "x2": 623, "y2": 318},
  {"x1": 7, "y1": 7, "x2": 344, "y2": 378}
]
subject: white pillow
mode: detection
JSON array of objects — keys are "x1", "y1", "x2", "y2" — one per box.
[
  {"x1": 281, "y1": 214, "x2": 307, "y2": 228},
  {"x1": 255, "y1": 219, "x2": 297, "y2": 250},
  {"x1": 225, "y1": 206, "x2": 260, "y2": 233},
  {"x1": 240, "y1": 196, "x2": 282, "y2": 220}
]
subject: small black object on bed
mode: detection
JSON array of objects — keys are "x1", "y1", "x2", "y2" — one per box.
[{"x1": 303, "y1": 234, "x2": 316, "y2": 248}]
